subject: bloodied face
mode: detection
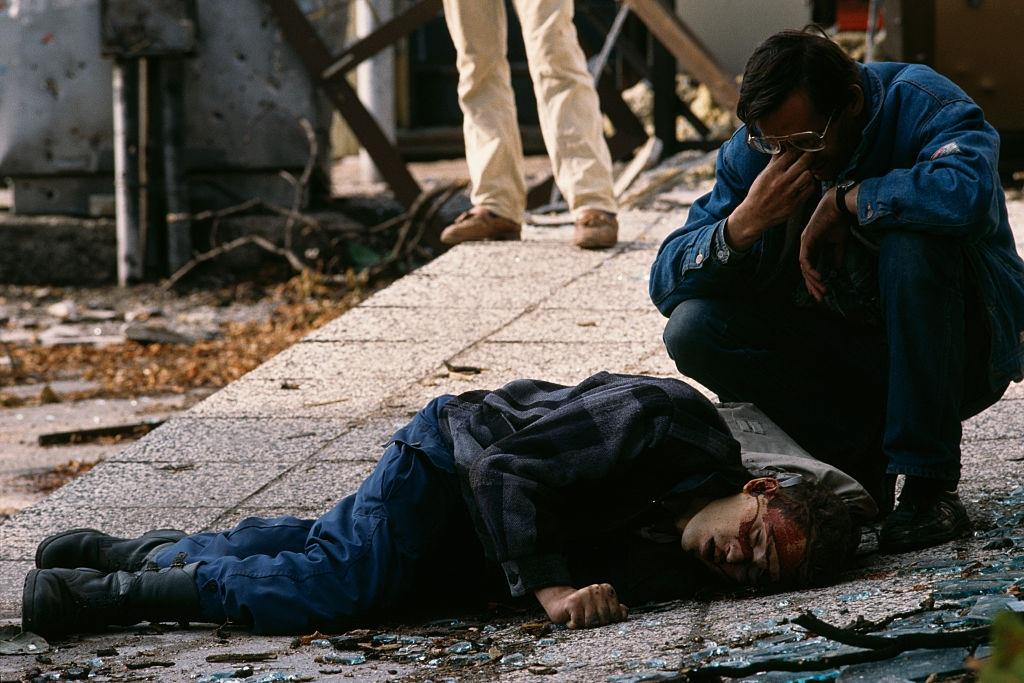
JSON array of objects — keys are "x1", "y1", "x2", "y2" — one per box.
[{"x1": 678, "y1": 478, "x2": 808, "y2": 585}]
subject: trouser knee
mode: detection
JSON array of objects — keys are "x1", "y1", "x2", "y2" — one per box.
[
  {"x1": 663, "y1": 299, "x2": 724, "y2": 376},
  {"x1": 878, "y1": 231, "x2": 963, "y2": 300}
]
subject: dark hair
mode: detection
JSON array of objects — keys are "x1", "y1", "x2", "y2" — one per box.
[
  {"x1": 769, "y1": 479, "x2": 858, "y2": 586},
  {"x1": 737, "y1": 28, "x2": 861, "y2": 125}
]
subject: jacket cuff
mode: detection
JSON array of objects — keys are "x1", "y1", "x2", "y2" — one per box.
[
  {"x1": 501, "y1": 554, "x2": 573, "y2": 597},
  {"x1": 855, "y1": 177, "x2": 893, "y2": 227}
]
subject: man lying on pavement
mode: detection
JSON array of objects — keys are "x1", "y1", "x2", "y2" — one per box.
[{"x1": 23, "y1": 372, "x2": 859, "y2": 637}]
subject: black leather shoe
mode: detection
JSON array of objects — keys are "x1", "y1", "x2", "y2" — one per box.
[
  {"x1": 35, "y1": 528, "x2": 185, "y2": 571},
  {"x1": 879, "y1": 489, "x2": 970, "y2": 553},
  {"x1": 22, "y1": 564, "x2": 202, "y2": 639}
]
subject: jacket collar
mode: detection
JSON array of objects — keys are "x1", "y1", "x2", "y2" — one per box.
[{"x1": 841, "y1": 63, "x2": 885, "y2": 180}]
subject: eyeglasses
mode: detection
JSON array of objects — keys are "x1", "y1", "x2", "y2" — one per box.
[{"x1": 746, "y1": 109, "x2": 836, "y2": 155}]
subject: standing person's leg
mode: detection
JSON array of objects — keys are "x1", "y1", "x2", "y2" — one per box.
[
  {"x1": 876, "y1": 231, "x2": 1008, "y2": 550},
  {"x1": 663, "y1": 297, "x2": 890, "y2": 504},
  {"x1": 513, "y1": 0, "x2": 618, "y2": 249},
  {"x1": 440, "y1": 0, "x2": 525, "y2": 245}
]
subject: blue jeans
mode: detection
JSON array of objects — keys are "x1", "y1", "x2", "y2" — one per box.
[
  {"x1": 152, "y1": 396, "x2": 499, "y2": 634},
  {"x1": 663, "y1": 231, "x2": 1007, "y2": 494}
]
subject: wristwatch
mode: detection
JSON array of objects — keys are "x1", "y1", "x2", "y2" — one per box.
[{"x1": 835, "y1": 179, "x2": 857, "y2": 218}]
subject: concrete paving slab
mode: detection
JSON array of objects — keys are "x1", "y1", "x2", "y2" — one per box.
[
  {"x1": 240, "y1": 460, "x2": 377, "y2": 510},
  {"x1": 488, "y1": 308, "x2": 665, "y2": 343},
  {"x1": 445, "y1": 342, "x2": 657, "y2": 387},
  {"x1": 539, "y1": 269, "x2": 653, "y2": 310},
  {"x1": 40, "y1": 462, "x2": 290, "y2": 509},
  {"x1": 211, "y1": 506, "x2": 332, "y2": 530},
  {"x1": 0, "y1": 560, "x2": 33, "y2": 619},
  {"x1": 109, "y1": 417, "x2": 346, "y2": 464},
  {"x1": 0, "y1": 504, "x2": 222, "y2": 562},
  {"x1": 414, "y1": 241, "x2": 609, "y2": 279},
  {"x1": 189, "y1": 377, "x2": 389, "y2": 419},
  {"x1": 305, "y1": 306, "x2": 521, "y2": 342},
  {"x1": 248, "y1": 341, "x2": 457, "y2": 382},
  {"x1": 363, "y1": 273, "x2": 561, "y2": 309},
  {"x1": 1003, "y1": 380, "x2": 1024, "y2": 400},
  {"x1": 316, "y1": 414, "x2": 415, "y2": 461},
  {"x1": 963, "y1": 398, "x2": 1024, "y2": 442}
]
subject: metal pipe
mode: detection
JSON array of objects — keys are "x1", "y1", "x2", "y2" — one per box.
[
  {"x1": 112, "y1": 59, "x2": 142, "y2": 286},
  {"x1": 356, "y1": 0, "x2": 396, "y2": 183},
  {"x1": 865, "y1": 0, "x2": 882, "y2": 63},
  {"x1": 161, "y1": 57, "x2": 192, "y2": 272}
]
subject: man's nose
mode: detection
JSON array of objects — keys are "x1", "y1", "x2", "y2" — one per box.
[{"x1": 725, "y1": 540, "x2": 747, "y2": 563}]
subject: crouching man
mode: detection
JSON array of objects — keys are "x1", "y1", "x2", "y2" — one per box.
[{"x1": 23, "y1": 372, "x2": 857, "y2": 637}]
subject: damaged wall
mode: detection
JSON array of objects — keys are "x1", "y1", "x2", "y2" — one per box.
[{"x1": 0, "y1": 0, "x2": 343, "y2": 214}]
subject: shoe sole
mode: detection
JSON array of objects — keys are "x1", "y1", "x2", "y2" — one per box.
[
  {"x1": 21, "y1": 568, "x2": 44, "y2": 636},
  {"x1": 35, "y1": 528, "x2": 103, "y2": 569}
]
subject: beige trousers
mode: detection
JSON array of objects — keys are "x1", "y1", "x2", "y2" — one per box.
[{"x1": 441, "y1": 0, "x2": 617, "y2": 222}]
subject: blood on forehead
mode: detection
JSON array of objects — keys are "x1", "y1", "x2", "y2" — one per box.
[{"x1": 764, "y1": 505, "x2": 808, "y2": 579}]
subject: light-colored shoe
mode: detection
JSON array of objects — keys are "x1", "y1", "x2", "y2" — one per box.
[
  {"x1": 440, "y1": 207, "x2": 521, "y2": 246},
  {"x1": 573, "y1": 209, "x2": 618, "y2": 249}
]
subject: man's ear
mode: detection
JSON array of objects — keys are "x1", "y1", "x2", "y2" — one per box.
[
  {"x1": 847, "y1": 84, "x2": 865, "y2": 117},
  {"x1": 743, "y1": 477, "x2": 780, "y2": 499}
]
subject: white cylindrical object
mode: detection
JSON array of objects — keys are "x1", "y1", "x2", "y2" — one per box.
[{"x1": 356, "y1": 0, "x2": 396, "y2": 183}]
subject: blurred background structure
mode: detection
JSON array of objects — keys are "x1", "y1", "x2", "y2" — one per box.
[{"x1": 0, "y1": 0, "x2": 1022, "y2": 285}]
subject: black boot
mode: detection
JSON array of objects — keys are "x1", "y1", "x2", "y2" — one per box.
[
  {"x1": 22, "y1": 563, "x2": 202, "y2": 639},
  {"x1": 879, "y1": 482, "x2": 970, "y2": 553},
  {"x1": 35, "y1": 528, "x2": 185, "y2": 571}
]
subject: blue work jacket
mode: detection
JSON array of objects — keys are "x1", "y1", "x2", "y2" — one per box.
[{"x1": 649, "y1": 62, "x2": 1024, "y2": 388}]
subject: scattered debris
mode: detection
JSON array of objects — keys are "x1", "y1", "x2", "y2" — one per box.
[
  {"x1": 124, "y1": 322, "x2": 200, "y2": 345},
  {"x1": 19, "y1": 459, "x2": 97, "y2": 495},
  {"x1": 37, "y1": 419, "x2": 164, "y2": 446},
  {"x1": 205, "y1": 652, "x2": 279, "y2": 664},
  {"x1": 0, "y1": 630, "x2": 49, "y2": 656}
]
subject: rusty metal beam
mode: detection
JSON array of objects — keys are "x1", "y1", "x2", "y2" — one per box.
[
  {"x1": 268, "y1": 0, "x2": 422, "y2": 208},
  {"x1": 322, "y1": 0, "x2": 442, "y2": 82},
  {"x1": 625, "y1": 0, "x2": 739, "y2": 113}
]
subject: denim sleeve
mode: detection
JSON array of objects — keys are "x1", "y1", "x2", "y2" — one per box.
[
  {"x1": 856, "y1": 96, "x2": 1001, "y2": 238},
  {"x1": 649, "y1": 132, "x2": 764, "y2": 317}
]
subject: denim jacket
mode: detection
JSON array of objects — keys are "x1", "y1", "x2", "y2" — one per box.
[{"x1": 649, "y1": 62, "x2": 1024, "y2": 387}]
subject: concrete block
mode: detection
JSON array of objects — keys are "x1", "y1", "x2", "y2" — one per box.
[
  {"x1": 110, "y1": 417, "x2": 346, "y2": 464},
  {"x1": 363, "y1": 274, "x2": 560, "y2": 310},
  {"x1": 240, "y1": 460, "x2": 377, "y2": 510},
  {"x1": 0, "y1": 504, "x2": 222, "y2": 561},
  {"x1": 0, "y1": 560, "x2": 33, "y2": 619},
  {"x1": 444, "y1": 342, "x2": 657, "y2": 386},
  {"x1": 188, "y1": 377, "x2": 390, "y2": 419},
  {"x1": 317, "y1": 414, "x2": 414, "y2": 461},
  {"x1": 210, "y1": 506, "x2": 332, "y2": 530},
  {"x1": 249, "y1": 341, "x2": 456, "y2": 382},
  {"x1": 488, "y1": 308, "x2": 665, "y2": 343},
  {"x1": 305, "y1": 306, "x2": 520, "y2": 343},
  {"x1": 40, "y1": 462, "x2": 290, "y2": 509},
  {"x1": 539, "y1": 270, "x2": 653, "y2": 310},
  {"x1": 414, "y1": 241, "x2": 608, "y2": 279}
]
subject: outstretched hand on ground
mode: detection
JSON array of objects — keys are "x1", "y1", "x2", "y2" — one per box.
[{"x1": 534, "y1": 584, "x2": 629, "y2": 629}]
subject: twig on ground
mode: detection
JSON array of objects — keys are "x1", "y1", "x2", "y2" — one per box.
[
  {"x1": 162, "y1": 235, "x2": 312, "y2": 290},
  {"x1": 161, "y1": 181, "x2": 466, "y2": 290},
  {"x1": 279, "y1": 118, "x2": 318, "y2": 251}
]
